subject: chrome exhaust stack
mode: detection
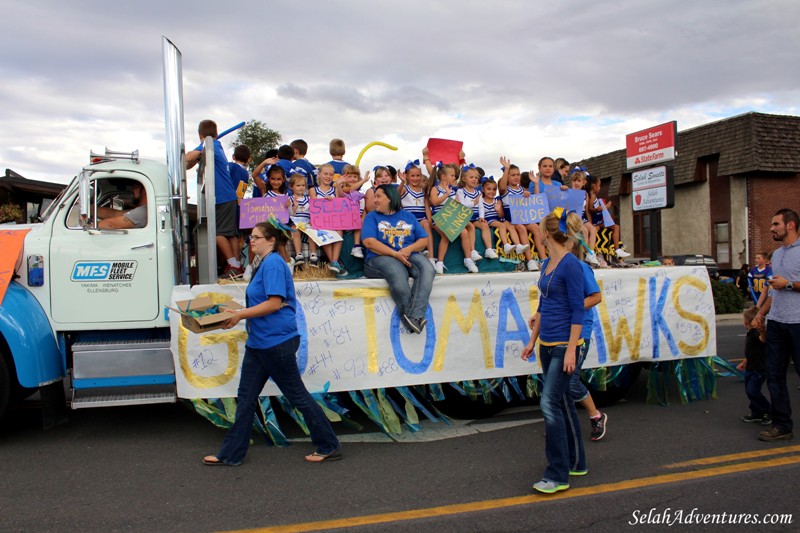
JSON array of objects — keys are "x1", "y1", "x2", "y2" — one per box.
[{"x1": 162, "y1": 36, "x2": 190, "y2": 285}]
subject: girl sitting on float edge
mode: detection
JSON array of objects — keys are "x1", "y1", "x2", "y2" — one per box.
[{"x1": 457, "y1": 165, "x2": 497, "y2": 261}]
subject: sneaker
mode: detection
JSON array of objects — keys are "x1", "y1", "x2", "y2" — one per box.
[
  {"x1": 590, "y1": 412, "x2": 607, "y2": 441},
  {"x1": 220, "y1": 264, "x2": 244, "y2": 280},
  {"x1": 527, "y1": 259, "x2": 540, "y2": 272},
  {"x1": 597, "y1": 255, "x2": 609, "y2": 268},
  {"x1": 294, "y1": 254, "x2": 305, "y2": 266},
  {"x1": 309, "y1": 254, "x2": 319, "y2": 267},
  {"x1": 484, "y1": 248, "x2": 499, "y2": 259},
  {"x1": 435, "y1": 261, "x2": 445, "y2": 275},
  {"x1": 401, "y1": 313, "x2": 421, "y2": 334},
  {"x1": 336, "y1": 267, "x2": 349, "y2": 278},
  {"x1": 569, "y1": 469, "x2": 588, "y2": 476},
  {"x1": 470, "y1": 250, "x2": 483, "y2": 262},
  {"x1": 503, "y1": 243, "x2": 515, "y2": 255},
  {"x1": 243, "y1": 264, "x2": 253, "y2": 281},
  {"x1": 742, "y1": 413, "x2": 772, "y2": 425},
  {"x1": 515, "y1": 243, "x2": 530, "y2": 254},
  {"x1": 327, "y1": 261, "x2": 341, "y2": 274},
  {"x1": 350, "y1": 245, "x2": 364, "y2": 259},
  {"x1": 416, "y1": 317, "x2": 427, "y2": 333},
  {"x1": 532, "y1": 480, "x2": 569, "y2": 494},
  {"x1": 585, "y1": 253, "x2": 600, "y2": 267},
  {"x1": 615, "y1": 247, "x2": 631, "y2": 258},
  {"x1": 464, "y1": 258, "x2": 479, "y2": 273},
  {"x1": 758, "y1": 426, "x2": 793, "y2": 442}
]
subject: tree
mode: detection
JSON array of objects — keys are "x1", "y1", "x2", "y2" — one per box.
[{"x1": 231, "y1": 120, "x2": 282, "y2": 170}]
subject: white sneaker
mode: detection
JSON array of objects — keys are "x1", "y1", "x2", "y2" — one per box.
[
  {"x1": 350, "y1": 245, "x2": 364, "y2": 259},
  {"x1": 586, "y1": 253, "x2": 600, "y2": 267},
  {"x1": 435, "y1": 261, "x2": 445, "y2": 275},
  {"x1": 484, "y1": 248, "x2": 499, "y2": 259},
  {"x1": 464, "y1": 258, "x2": 479, "y2": 273},
  {"x1": 243, "y1": 264, "x2": 253, "y2": 281},
  {"x1": 527, "y1": 259, "x2": 540, "y2": 272},
  {"x1": 503, "y1": 243, "x2": 515, "y2": 255},
  {"x1": 515, "y1": 243, "x2": 530, "y2": 254},
  {"x1": 615, "y1": 248, "x2": 631, "y2": 258},
  {"x1": 470, "y1": 250, "x2": 483, "y2": 262}
]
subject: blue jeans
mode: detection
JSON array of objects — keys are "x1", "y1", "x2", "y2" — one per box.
[
  {"x1": 216, "y1": 336, "x2": 340, "y2": 465},
  {"x1": 745, "y1": 369, "x2": 770, "y2": 417},
  {"x1": 364, "y1": 252, "x2": 434, "y2": 320},
  {"x1": 765, "y1": 320, "x2": 800, "y2": 433},
  {"x1": 569, "y1": 340, "x2": 591, "y2": 403},
  {"x1": 539, "y1": 344, "x2": 586, "y2": 484}
]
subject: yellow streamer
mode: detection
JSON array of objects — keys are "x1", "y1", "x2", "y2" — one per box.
[{"x1": 354, "y1": 141, "x2": 399, "y2": 168}]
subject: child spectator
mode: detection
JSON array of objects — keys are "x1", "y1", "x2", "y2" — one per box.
[
  {"x1": 568, "y1": 169, "x2": 600, "y2": 267},
  {"x1": 398, "y1": 160, "x2": 435, "y2": 263},
  {"x1": 585, "y1": 174, "x2": 631, "y2": 259},
  {"x1": 662, "y1": 256, "x2": 675, "y2": 266},
  {"x1": 275, "y1": 145, "x2": 296, "y2": 177},
  {"x1": 429, "y1": 164, "x2": 477, "y2": 274},
  {"x1": 290, "y1": 139, "x2": 318, "y2": 188},
  {"x1": 480, "y1": 177, "x2": 525, "y2": 256},
  {"x1": 457, "y1": 165, "x2": 495, "y2": 261},
  {"x1": 185, "y1": 119, "x2": 242, "y2": 278},
  {"x1": 748, "y1": 252, "x2": 773, "y2": 306},
  {"x1": 565, "y1": 212, "x2": 607, "y2": 441},
  {"x1": 251, "y1": 148, "x2": 279, "y2": 195},
  {"x1": 335, "y1": 164, "x2": 370, "y2": 259},
  {"x1": 230, "y1": 145, "x2": 262, "y2": 203},
  {"x1": 364, "y1": 166, "x2": 394, "y2": 214},
  {"x1": 498, "y1": 157, "x2": 539, "y2": 271},
  {"x1": 288, "y1": 174, "x2": 316, "y2": 269},
  {"x1": 737, "y1": 307, "x2": 771, "y2": 425},
  {"x1": 327, "y1": 138, "x2": 350, "y2": 181},
  {"x1": 310, "y1": 163, "x2": 347, "y2": 276},
  {"x1": 264, "y1": 165, "x2": 289, "y2": 197},
  {"x1": 554, "y1": 157, "x2": 570, "y2": 184}
]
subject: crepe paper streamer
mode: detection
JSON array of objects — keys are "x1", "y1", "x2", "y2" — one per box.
[
  {"x1": 354, "y1": 141, "x2": 399, "y2": 168},
  {"x1": 397, "y1": 386, "x2": 439, "y2": 424},
  {"x1": 217, "y1": 121, "x2": 246, "y2": 140},
  {"x1": 276, "y1": 395, "x2": 310, "y2": 434},
  {"x1": 186, "y1": 305, "x2": 220, "y2": 318},
  {"x1": 426, "y1": 383, "x2": 446, "y2": 402},
  {"x1": 380, "y1": 388, "x2": 420, "y2": 432},
  {"x1": 507, "y1": 376, "x2": 525, "y2": 401},
  {"x1": 711, "y1": 355, "x2": 741, "y2": 377},
  {"x1": 258, "y1": 397, "x2": 289, "y2": 445},
  {"x1": 376, "y1": 389, "x2": 403, "y2": 435}
]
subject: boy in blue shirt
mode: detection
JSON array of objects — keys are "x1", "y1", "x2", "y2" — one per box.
[
  {"x1": 748, "y1": 252, "x2": 773, "y2": 305},
  {"x1": 186, "y1": 119, "x2": 243, "y2": 278},
  {"x1": 327, "y1": 138, "x2": 350, "y2": 181},
  {"x1": 290, "y1": 139, "x2": 318, "y2": 188}
]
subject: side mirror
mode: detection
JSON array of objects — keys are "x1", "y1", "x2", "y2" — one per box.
[{"x1": 78, "y1": 171, "x2": 92, "y2": 228}]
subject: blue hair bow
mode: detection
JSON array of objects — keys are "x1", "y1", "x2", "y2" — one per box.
[
  {"x1": 435, "y1": 161, "x2": 443, "y2": 169},
  {"x1": 267, "y1": 214, "x2": 296, "y2": 238},
  {"x1": 480, "y1": 175, "x2": 495, "y2": 184},
  {"x1": 405, "y1": 159, "x2": 420, "y2": 171},
  {"x1": 461, "y1": 163, "x2": 476, "y2": 173},
  {"x1": 569, "y1": 165, "x2": 586, "y2": 176},
  {"x1": 557, "y1": 209, "x2": 576, "y2": 234}
]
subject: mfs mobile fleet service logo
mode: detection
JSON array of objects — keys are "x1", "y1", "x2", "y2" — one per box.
[{"x1": 71, "y1": 261, "x2": 138, "y2": 281}]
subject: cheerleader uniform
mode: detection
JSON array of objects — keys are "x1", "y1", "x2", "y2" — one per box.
[
  {"x1": 401, "y1": 184, "x2": 427, "y2": 221},
  {"x1": 430, "y1": 184, "x2": 456, "y2": 223},
  {"x1": 456, "y1": 187, "x2": 483, "y2": 221},
  {"x1": 483, "y1": 198, "x2": 502, "y2": 223}
]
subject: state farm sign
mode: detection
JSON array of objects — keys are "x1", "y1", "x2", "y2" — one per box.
[
  {"x1": 626, "y1": 121, "x2": 677, "y2": 170},
  {"x1": 632, "y1": 165, "x2": 674, "y2": 212}
]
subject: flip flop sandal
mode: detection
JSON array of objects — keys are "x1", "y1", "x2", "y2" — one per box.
[
  {"x1": 305, "y1": 451, "x2": 343, "y2": 463},
  {"x1": 202, "y1": 456, "x2": 230, "y2": 466}
]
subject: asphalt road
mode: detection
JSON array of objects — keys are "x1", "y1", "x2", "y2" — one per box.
[{"x1": 1, "y1": 324, "x2": 798, "y2": 533}]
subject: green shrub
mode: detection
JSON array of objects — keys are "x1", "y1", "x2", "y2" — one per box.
[{"x1": 711, "y1": 279, "x2": 743, "y2": 314}]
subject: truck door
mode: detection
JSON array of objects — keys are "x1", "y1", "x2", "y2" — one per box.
[{"x1": 50, "y1": 174, "x2": 160, "y2": 324}]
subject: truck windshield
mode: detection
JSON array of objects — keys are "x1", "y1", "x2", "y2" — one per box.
[{"x1": 39, "y1": 175, "x2": 77, "y2": 222}]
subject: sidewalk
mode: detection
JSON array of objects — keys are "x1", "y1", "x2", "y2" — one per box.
[{"x1": 716, "y1": 313, "x2": 743, "y2": 324}]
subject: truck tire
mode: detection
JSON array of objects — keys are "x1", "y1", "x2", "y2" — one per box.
[{"x1": 0, "y1": 354, "x2": 10, "y2": 420}]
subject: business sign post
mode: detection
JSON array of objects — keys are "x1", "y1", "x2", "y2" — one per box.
[{"x1": 625, "y1": 122, "x2": 677, "y2": 260}]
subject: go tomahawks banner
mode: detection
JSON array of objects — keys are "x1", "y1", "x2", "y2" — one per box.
[{"x1": 169, "y1": 266, "x2": 716, "y2": 399}]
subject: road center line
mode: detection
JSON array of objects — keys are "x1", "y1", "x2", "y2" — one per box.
[
  {"x1": 220, "y1": 455, "x2": 800, "y2": 533},
  {"x1": 665, "y1": 445, "x2": 800, "y2": 468}
]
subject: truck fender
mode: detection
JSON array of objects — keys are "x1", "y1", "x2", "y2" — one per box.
[{"x1": 0, "y1": 281, "x2": 63, "y2": 388}]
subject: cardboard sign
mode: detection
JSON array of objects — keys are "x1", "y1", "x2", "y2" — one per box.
[
  {"x1": 426, "y1": 138, "x2": 463, "y2": 165},
  {"x1": 0, "y1": 228, "x2": 30, "y2": 304},
  {"x1": 566, "y1": 189, "x2": 586, "y2": 214},
  {"x1": 601, "y1": 200, "x2": 616, "y2": 227},
  {"x1": 239, "y1": 196, "x2": 289, "y2": 229},
  {"x1": 309, "y1": 197, "x2": 362, "y2": 230},
  {"x1": 545, "y1": 187, "x2": 568, "y2": 212},
  {"x1": 508, "y1": 194, "x2": 549, "y2": 224},
  {"x1": 432, "y1": 198, "x2": 473, "y2": 242},
  {"x1": 291, "y1": 217, "x2": 344, "y2": 246}
]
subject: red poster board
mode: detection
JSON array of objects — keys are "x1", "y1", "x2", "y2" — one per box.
[{"x1": 426, "y1": 138, "x2": 463, "y2": 165}]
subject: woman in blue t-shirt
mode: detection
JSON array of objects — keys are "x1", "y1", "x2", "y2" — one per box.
[
  {"x1": 521, "y1": 212, "x2": 585, "y2": 495},
  {"x1": 203, "y1": 220, "x2": 340, "y2": 466},
  {"x1": 362, "y1": 184, "x2": 435, "y2": 335}
]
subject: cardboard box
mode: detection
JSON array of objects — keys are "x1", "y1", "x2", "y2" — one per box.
[{"x1": 171, "y1": 295, "x2": 244, "y2": 334}]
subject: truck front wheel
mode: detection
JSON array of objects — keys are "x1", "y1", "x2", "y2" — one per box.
[{"x1": 0, "y1": 354, "x2": 10, "y2": 420}]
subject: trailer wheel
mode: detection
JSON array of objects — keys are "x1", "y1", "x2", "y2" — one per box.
[{"x1": 0, "y1": 353, "x2": 10, "y2": 420}]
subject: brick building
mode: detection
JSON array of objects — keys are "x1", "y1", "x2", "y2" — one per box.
[{"x1": 577, "y1": 112, "x2": 800, "y2": 270}]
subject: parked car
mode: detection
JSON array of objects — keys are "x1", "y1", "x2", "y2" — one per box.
[{"x1": 664, "y1": 254, "x2": 720, "y2": 279}]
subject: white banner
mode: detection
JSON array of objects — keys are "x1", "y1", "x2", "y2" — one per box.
[{"x1": 169, "y1": 266, "x2": 716, "y2": 398}]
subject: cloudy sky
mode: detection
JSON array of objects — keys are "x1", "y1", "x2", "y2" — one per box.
[{"x1": 2, "y1": 0, "x2": 799, "y2": 189}]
